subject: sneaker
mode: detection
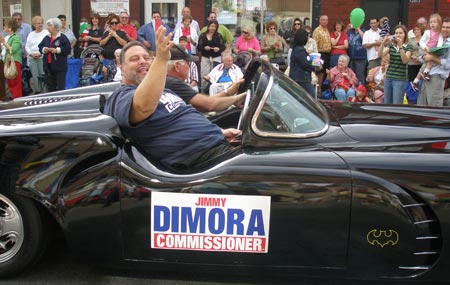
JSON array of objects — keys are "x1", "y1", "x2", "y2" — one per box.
[
  {"x1": 410, "y1": 81, "x2": 419, "y2": 92},
  {"x1": 422, "y1": 71, "x2": 431, "y2": 81}
]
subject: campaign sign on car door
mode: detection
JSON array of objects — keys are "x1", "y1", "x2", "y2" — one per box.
[{"x1": 151, "y1": 192, "x2": 271, "y2": 253}]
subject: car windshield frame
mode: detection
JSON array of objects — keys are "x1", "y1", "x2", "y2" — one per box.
[{"x1": 250, "y1": 64, "x2": 329, "y2": 139}]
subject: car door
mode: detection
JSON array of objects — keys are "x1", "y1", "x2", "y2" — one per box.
[{"x1": 119, "y1": 145, "x2": 352, "y2": 270}]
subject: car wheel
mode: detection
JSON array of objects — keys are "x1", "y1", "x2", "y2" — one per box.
[{"x1": 0, "y1": 193, "x2": 47, "y2": 277}]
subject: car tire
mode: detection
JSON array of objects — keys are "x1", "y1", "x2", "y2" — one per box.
[{"x1": 0, "y1": 192, "x2": 48, "y2": 277}]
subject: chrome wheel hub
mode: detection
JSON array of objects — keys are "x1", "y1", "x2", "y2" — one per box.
[{"x1": 0, "y1": 195, "x2": 24, "y2": 263}]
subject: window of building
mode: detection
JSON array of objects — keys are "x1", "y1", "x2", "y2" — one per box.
[
  {"x1": 2, "y1": 0, "x2": 40, "y2": 29},
  {"x1": 2, "y1": 0, "x2": 23, "y2": 26},
  {"x1": 211, "y1": 0, "x2": 312, "y2": 39}
]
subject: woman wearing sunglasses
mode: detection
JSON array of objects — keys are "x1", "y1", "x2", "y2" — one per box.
[
  {"x1": 261, "y1": 21, "x2": 287, "y2": 66},
  {"x1": 287, "y1": 18, "x2": 303, "y2": 66},
  {"x1": 100, "y1": 14, "x2": 129, "y2": 61},
  {"x1": 233, "y1": 25, "x2": 260, "y2": 58}
]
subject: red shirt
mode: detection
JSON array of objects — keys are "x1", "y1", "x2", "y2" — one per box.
[
  {"x1": 349, "y1": 95, "x2": 370, "y2": 102},
  {"x1": 118, "y1": 24, "x2": 137, "y2": 40},
  {"x1": 330, "y1": 31, "x2": 348, "y2": 56},
  {"x1": 47, "y1": 37, "x2": 54, "y2": 63},
  {"x1": 182, "y1": 27, "x2": 192, "y2": 51}
]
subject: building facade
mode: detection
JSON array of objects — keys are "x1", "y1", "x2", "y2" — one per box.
[{"x1": 2, "y1": 0, "x2": 449, "y2": 39}]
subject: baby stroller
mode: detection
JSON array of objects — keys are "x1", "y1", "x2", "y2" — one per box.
[
  {"x1": 79, "y1": 45, "x2": 104, "y2": 86},
  {"x1": 234, "y1": 51, "x2": 253, "y2": 74}
]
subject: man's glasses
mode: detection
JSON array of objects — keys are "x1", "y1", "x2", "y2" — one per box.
[
  {"x1": 121, "y1": 17, "x2": 129, "y2": 19},
  {"x1": 110, "y1": 22, "x2": 119, "y2": 25}
]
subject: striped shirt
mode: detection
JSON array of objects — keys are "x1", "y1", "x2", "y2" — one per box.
[
  {"x1": 386, "y1": 43, "x2": 412, "y2": 80},
  {"x1": 186, "y1": 61, "x2": 199, "y2": 85}
]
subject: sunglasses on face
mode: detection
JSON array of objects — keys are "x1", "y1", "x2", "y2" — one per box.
[
  {"x1": 243, "y1": 31, "x2": 249, "y2": 34},
  {"x1": 294, "y1": 23, "x2": 301, "y2": 26},
  {"x1": 110, "y1": 22, "x2": 119, "y2": 25},
  {"x1": 269, "y1": 27, "x2": 276, "y2": 30}
]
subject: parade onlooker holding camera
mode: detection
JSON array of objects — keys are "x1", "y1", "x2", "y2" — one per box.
[{"x1": 378, "y1": 25, "x2": 412, "y2": 104}]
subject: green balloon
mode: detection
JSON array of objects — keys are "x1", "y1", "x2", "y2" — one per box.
[{"x1": 350, "y1": 8, "x2": 365, "y2": 28}]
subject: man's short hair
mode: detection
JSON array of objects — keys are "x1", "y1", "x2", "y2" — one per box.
[
  {"x1": 57, "y1": 14, "x2": 66, "y2": 20},
  {"x1": 179, "y1": 35, "x2": 188, "y2": 42},
  {"x1": 12, "y1": 12, "x2": 23, "y2": 18}
]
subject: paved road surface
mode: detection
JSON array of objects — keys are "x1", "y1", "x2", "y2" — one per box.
[
  {"x1": 0, "y1": 236, "x2": 294, "y2": 285},
  {"x1": 0, "y1": 236, "x2": 427, "y2": 285}
]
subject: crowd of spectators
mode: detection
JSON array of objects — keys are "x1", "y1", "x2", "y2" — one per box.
[{"x1": 0, "y1": 9, "x2": 449, "y2": 107}]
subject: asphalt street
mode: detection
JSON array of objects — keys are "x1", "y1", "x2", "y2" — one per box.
[
  {"x1": 0, "y1": 236, "x2": 290, "y2": 285},
  {"x1": 0, "y1": 236, "x2": 437, "y2": 285}
]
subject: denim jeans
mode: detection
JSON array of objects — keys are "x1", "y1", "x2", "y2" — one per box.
[
  {"x1": 334, "y1": 87, "x2": 355, "y2": 101},
  {"x1": 330, "y1": 54, "x2": 340, "y2": 68},
  {"x1": 28, "y1": 56, "x2": 44, "y2": 93},
  {"x1": 350, "y1": 59, "x2": 367, "y2": 85},
  {"x1": 384, "y1": 78, "x2": 408, "y2": 104}
]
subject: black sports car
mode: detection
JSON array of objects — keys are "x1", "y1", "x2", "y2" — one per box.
[{"x1": 0, "y1": 60, "x2": 449, "y2": 282}]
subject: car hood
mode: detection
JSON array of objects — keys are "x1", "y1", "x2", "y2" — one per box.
[{"x1": 321, "y1": 101, "x2": 450, "y2": 143}]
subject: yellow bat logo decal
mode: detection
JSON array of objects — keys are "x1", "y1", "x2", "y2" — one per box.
[{"x1": 366, "y1": 229, "x2": 399, "y2": 247}]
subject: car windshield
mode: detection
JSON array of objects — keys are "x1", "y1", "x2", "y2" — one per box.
[{"x1": 252, "y1": 68, "x2": 328, "y2": 138}]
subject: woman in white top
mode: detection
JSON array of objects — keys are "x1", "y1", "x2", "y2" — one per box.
[
  {"x1": 25, "y1": 16, "x2": 49, "y2": 94},
  {"x1": 173, "y1": 15, "x2": 199, "y2": 55}
]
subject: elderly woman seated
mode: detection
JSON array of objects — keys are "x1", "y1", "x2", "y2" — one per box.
[
  {"x1": 325, "y1": 54, "x2": 358, "y2": 101},
  {"x1": 203, "y1": 53, "x2": 244, "y2": 96},
  {"x1": 366, "y1": 55, "x2": 389, "y2": 103}
]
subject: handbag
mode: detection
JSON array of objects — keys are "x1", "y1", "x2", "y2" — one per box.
[{"x1": 4, "y1": 49, "x2": 17, "y2": 80}]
